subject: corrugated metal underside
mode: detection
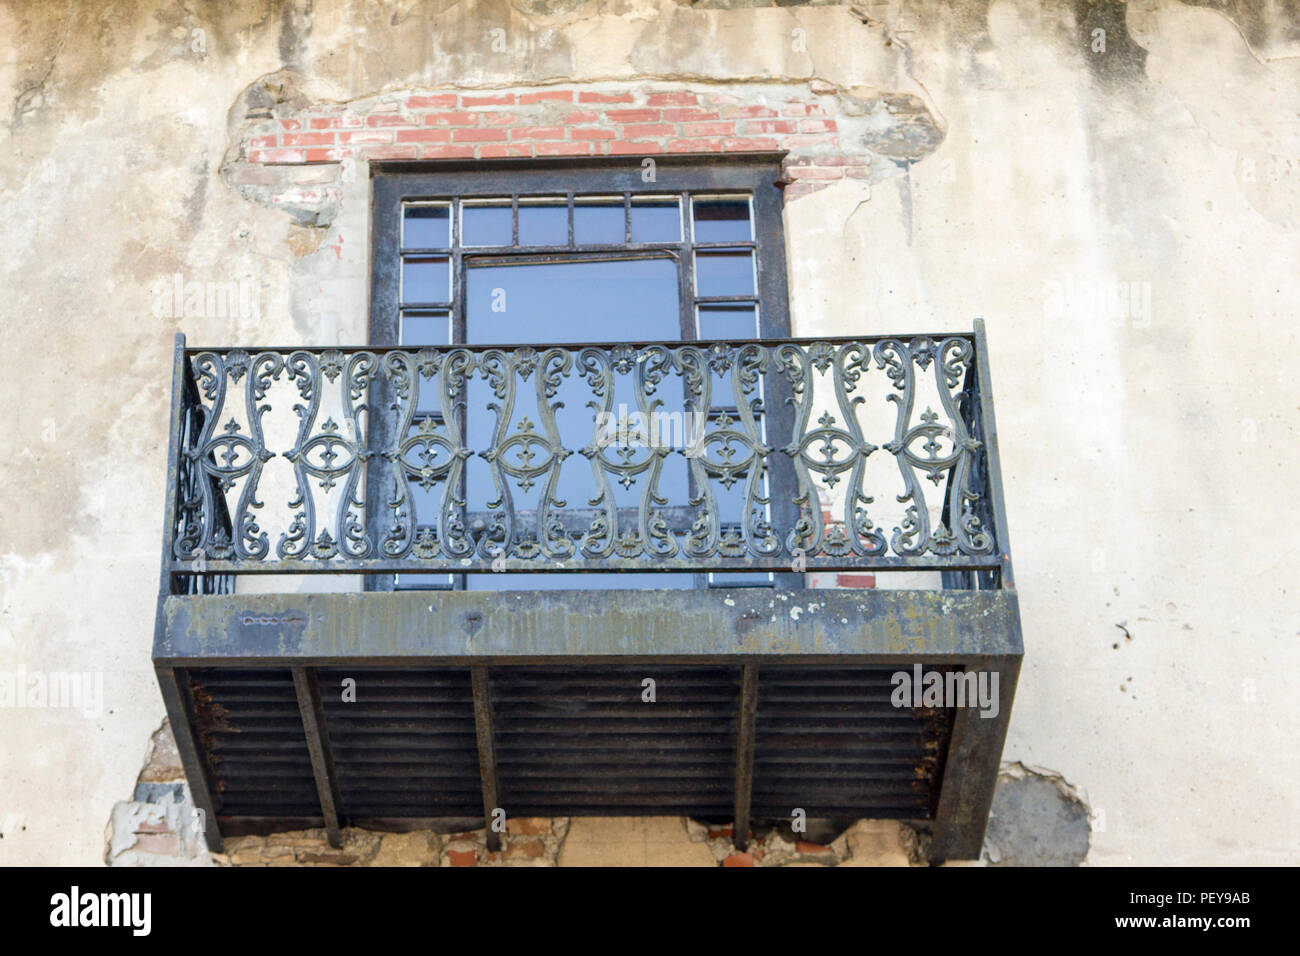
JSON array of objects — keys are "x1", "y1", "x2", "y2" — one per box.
[{"x1": 187, "y1": 665, "x2": 953, "y2": 828}]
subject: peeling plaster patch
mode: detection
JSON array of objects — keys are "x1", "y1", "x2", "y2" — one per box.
[
  {"x1": 844, "y1": 91, "x2": 944, "y2": 160},
  {"x1": 1181, "y1": 0, "x2": 1300, "y2": 61},
  {"x1": 984, "y1": 762, "x2": 1091, "y2": 866},
  {"x1": 220, "y1": 70, "x2": 343, "y2": 227},
  {"x1": 104, "y1": 720, "x2": 211, "y2": 867}
]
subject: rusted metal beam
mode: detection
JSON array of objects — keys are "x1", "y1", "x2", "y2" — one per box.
[
  {"x1": 928, "y1": 656, "x2": 1022, "y2": 863},
  {"x1": 471, "y1": 666, "x2": 502, "y2": 853},
  {"x1": 155, "y1": 587, "x2": 1024, "y2": 666},
  {"x1": 154, "y1": 663, "x2": 224, "y2": 852},
  {"x1": 291, "y1": 666, "x2": 343, "y2": 848},
  {"x1": 732, "y1": 664, "x2": 759, "y2": 850}
]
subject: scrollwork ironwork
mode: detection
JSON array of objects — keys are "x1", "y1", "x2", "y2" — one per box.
[{"x1": 171, "y1": 336, "x2": 998, "y2": 570}]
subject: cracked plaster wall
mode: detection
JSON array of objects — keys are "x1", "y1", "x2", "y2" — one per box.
[{"x1": 0, "y1": 0, "x2": 1297, "y2": 865}]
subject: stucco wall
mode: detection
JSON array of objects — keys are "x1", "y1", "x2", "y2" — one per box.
[{"x1": 1, "y1": 0, "x2": 1297, "y2": 865}]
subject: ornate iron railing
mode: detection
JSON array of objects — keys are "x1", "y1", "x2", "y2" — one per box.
[{"x1": 162, "y1": 324, "x2": 1012, "y2": 580}]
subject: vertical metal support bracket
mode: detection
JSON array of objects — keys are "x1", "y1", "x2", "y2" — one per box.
[
  {"x1": 292, "y1": 666, "x2": 344, "y2": 848},
  {"x1": 471, "y1": 666, "x2": 502, "y2": 853},
  {"x1": 154, "y1": 663, "x2": 225, "y2": 853},
  {"x1": 733, "y1": 663, "x2": 759, "y2": 850},
  {"x1": 929, "y1": 656, "x2": 1021, "y2": 863}
]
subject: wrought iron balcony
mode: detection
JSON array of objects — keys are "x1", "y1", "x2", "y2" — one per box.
[{"x1": 153, "y1": 321, "x2": 1022, "y2": 862}]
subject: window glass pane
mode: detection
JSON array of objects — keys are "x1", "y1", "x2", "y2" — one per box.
[
  {"x1": 395, "y1": 573, "x2": 456, "y2": 590},
  {"x1": 403, "y1": 203, "x2": 450, "y2": 248},
  {"x1": 630, "y1": 197, "x2": 681, "y2": 243},
  {"x1": 462, "y1": 202, "x2": 513, "y2": 246},
  {"x1": 517, "y1": 199, "x2": 568, "y2": 246},
  {"x1": 383, "y1": 176, "x2": 781, "y2": 597},
  {"x1": 400, "y1": 310, "x2": 451, "y2": 346},
  {"x1": 696, "y1": 305, "x2": 758, "y2": 340},
  {"x1": 573, "y1": 198, "x2": 624, "y2": 245},
  {"x1": 695, "y1": 250, "x2": 755, "y2": 297},
  {"x1": 709, "y1": 571, "x2": 774, "y2": 587},
  {"x1": 692, "y1": 197, "x2": 752, "y2": 242},
  {"x1": 401, "y1": 257, "x2": 450, "y2": 304},
  {"x1": 466, "y1": 257, "x2": 679, "y2": 343}
]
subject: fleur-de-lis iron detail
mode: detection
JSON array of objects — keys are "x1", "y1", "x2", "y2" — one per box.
[{"x1": 172, "y1": 337, "x2": 996, "y2": 572}]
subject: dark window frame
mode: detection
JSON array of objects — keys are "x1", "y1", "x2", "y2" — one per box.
[{"x1": 366, "y1": 155, "x2": 800, "y2": 591}]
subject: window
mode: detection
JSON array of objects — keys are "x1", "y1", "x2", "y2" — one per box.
[{"x1": 368, "y1": 157, "x2": 797, "y2": 591}]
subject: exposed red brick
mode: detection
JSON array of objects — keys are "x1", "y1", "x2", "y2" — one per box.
[
  {"x1": 452, "y1": 128, "x2": 508, "y2": 142},
  {"x1": 606, "y1": 140, "x2": 661, "y2": 155},
  {"x1": 662, "y1": 108, "x2": 722, "y2": 123},
  {"x1": 535, "y1": 141, "x2": 593, "y2": 156},
  {"x1": 605, "y1": 108, "x2": 660, "y2": 124},
  {"x1": 242, "y1": 89, "x2": 857, "y2": 185},
  {"x1": 310, "y1": 114, "x2": 363, "y2": 130},
  {"x1": 249, "y1": 148, "x2": 305, "y2": 164},
  {"x1": 723, "y1": 137, "x2": 780, "y2": 152},
  {"x1": 406, "y1": 93, "x2": 458, "y2": 109},
  {"x1": 742, "y1": 119, "x2": 797, "y2": 135},
  {"x1": 721, "y1": 105, "x2": 779, "y2": 119},
  {"x1": 425, "y1": 112, "x2": 477, "y2": 126},
  {"x1": 665, "y1": 138, "x2": 725, "y2": 153},
  {"x1": 787, "y1": 154, "x2": 873, "y2": 167},
  {"x1": 420, "y1": 145, "x2": 476, "y2": 159},
  {"x1": 621, "y1": 123, "x2": 675, "y2": 139},
  {"x1": 801, "y1": 118, "x2": 838, "y2": 134},
  {"x1": 647, "y1": 91, "x2": 698, "y2": 106},
  {"x1": 788, "y1": 167, "x2": 844, "y2": 180},
  {"x1": 447, "y1": 849, "x2": 478, "y2": 867},
  {"x1": 397, "y1": 128, "x2": 451, "y2": 143},
  {"x1": 365, "y1": 145, "x2": 419, "y2": 160},
  {"x1": 338, "y1": 129, "x2": 393, "y2": 145},
  {"x1": 789, "y1": 133, "x2": 839, "y2": 149},
  {"x1": 510, "y1": 125, "x2": 565, "y2": 140},
  {"x1": 461, "y1": 93, "x2": 516, "y2": 107},
  {"x1": 723, "y1": 852, "x2": 754, "y2": 867},
  {"x1": 304, "y1": 148, "x2": 346, "y2": 162},
  {"x1": 796, "y1": 841, "x2": 834, "y2": 855},
  {"x1": 477, "y1": 144, "x2": 532, "y2": 158},
  {"x1": 680, "y1": 121, "x2": 735, "y2": 137},
  {"x1": 836, "y1": 573, "x2": 876, "y2": 588},
  {"x1": 579, "y1": 91, "x2": 634, "y2": 104},
  {"x1": 519, "y1": 90, "x2": 573, "y2": 104},
  {"x1": 283, "y1": 131, "x2": 335, "y2": 147}
]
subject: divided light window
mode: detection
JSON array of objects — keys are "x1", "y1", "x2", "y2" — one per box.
[{"x1": 368, "y1": 158, "x2": 796, "y2": 592}]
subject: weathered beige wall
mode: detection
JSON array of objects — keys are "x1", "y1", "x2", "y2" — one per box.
[{"x1": 1, "y1": 0, "x2": 1297, "y2": 865}]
